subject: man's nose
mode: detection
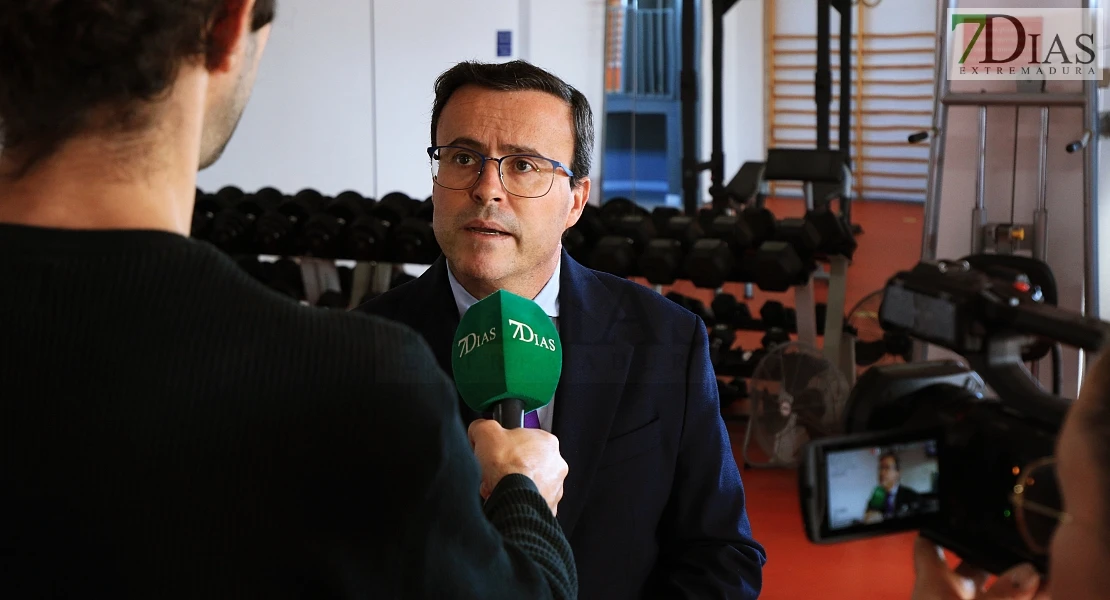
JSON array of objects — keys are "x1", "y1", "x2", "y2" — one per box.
[{"x1": 471, "y1": 159, "x2": 505, "y2": 204}]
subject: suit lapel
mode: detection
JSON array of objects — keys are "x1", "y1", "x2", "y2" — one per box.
[{"x1": 552, "y1": 251, "x2": 632, "y2": 538}]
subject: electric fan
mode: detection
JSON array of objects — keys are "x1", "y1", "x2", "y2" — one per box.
[{"x1": 741, "y1": 340, "x2": 851, "y2": 468}]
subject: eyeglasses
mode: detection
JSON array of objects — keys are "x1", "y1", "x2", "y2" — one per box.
[
  {"x1": 427, "y1": 145, "x2": 574, "y2": 199},
  {"x1": 1011, "y1": 456, "x2": 1072, "y2": 555}
]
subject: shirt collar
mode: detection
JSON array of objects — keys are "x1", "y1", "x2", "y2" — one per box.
[{"x1": 445, "y1": 259, "x2": 561, "y2": 319}]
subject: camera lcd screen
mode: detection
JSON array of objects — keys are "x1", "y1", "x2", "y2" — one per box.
[{"x1": 825, "y1": 439, "x2": 941, "y2": 530}]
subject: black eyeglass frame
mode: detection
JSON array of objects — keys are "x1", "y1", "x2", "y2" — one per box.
[{"x1": 427, "y1": 145, "x2": 575, "y2": 199}]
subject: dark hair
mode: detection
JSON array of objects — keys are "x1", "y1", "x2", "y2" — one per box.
[
  {"x1": 429, "y1": 60, "x2": 594, "y2": 188},
  {"x1": 0, "y1": 0, "x2": 277, "y2": 174},
  {"x1": 879, "y1": 451, "x2": 900, "y2": 472}
]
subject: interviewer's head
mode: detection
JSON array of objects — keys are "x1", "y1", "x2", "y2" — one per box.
[
  {"x1": 427, "y1": 60, "x2": 593, "y2": 299},
  {"x1": 0, "y1": 0, "x2": 276, "y2": 179},
  {"x1": 1048, "y1": 351, "x2": 1110, "y2": 599}
]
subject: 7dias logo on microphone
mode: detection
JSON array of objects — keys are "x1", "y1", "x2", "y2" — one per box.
[
  {"x1": 947, "y1": 8, "x2": 1104, "y2": 81},
  {"x1": 457, "y1": 327, "x2": 497, "y2": 359},
  {"x1": 508, "y1": 319, "x2": 557, "y2": 352}
]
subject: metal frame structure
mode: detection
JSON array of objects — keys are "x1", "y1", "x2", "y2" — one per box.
[{"x1": 916, "y1": 0, "x2": 1101, "y2": 381}]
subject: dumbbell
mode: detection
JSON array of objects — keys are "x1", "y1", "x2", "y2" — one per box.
[
  {"x1": 372, "y1": 191, "x2": 421, "y2": 227},
  {"x1": 650, "y1": 206, "x2": 683, "y2": 234},
  {"x1": 393, "y1": 197, "x2": 441, "y2": 264},
  {"x1": 191, "y1": 189, "x2": 224, "y2": 241},
  {"x1": 752, "y1": 216, "x2": 822, "y2": 292},
  {"x1": 711, "y1": 293, "x2": 758, "y2": 330},
  {"x1": 664, "y1": 291, "x2": 713, "y2": 326},
  {"x1": 717, "y1": 378, "x2": 749, "y2": 409},
  {"x1": 255, "y1": 189, "x2": 328, "y2": 256},
  {"x1": 564, "y1": 204, "x2": 605, "y2": 264},
  {"x1": 209, "y1": 188, "x2": 279, "y2": 254},
  {"x1": 709, "y1": 324, "x2": 737, "y2": 366},
  {"x1": 638, "y1": 215, "x2": 704, "y2": 285},
  {"x1": 590, "y1": 212, "x2": 656, "y2": 278},
  {"x1": 598, "y1": 197, "x2": 645, "y2": 226},
  {"x1": 806, "y1": 208, "x2": 858, "y2": 258},
  {"x1": 761, "y1": 327, "x2": 791, "y2": 350},
  {"x1": 759, "y1": 300, "x2": 797, "y2": 332},
  {"x1": 215, "y1": 185, "x2": 245, "y2": 205},
  {"x1": 300, "y1": 191, "x2": 371, "y2": 259},
  {"x1": 347, "y1": 197, "x2": 390, "y2": 261}
]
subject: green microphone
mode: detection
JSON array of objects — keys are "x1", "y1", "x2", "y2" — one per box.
[{"x1": 451, "y1": 289, "x2": 562, "y2": 429}]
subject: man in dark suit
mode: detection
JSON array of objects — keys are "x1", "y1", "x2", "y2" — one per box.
[
  {"x1": 864, "y1": 451, "x2": 922, "y2": 523},
  {"x1": 359, "y1": 60, "x2": 766, "y2": 600}
]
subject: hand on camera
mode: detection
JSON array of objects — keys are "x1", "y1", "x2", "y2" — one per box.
[
  {"x1": 467, "y1": 419, "x2": 568, "y2": 516},
  {"x1": 912, "y1": 537, "x2": 1049, "y2": 600}
]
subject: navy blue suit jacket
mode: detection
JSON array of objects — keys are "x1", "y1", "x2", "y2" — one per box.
[{"x1": 358, "y1": 251, "x2": 766, "y2": 599}]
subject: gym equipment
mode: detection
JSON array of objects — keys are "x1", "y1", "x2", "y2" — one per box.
[
  {"x1": 392, "y1": 197, "x2": 441, "y2": 264},
  {"x1": 255, "y1": 189, "x2": 327, "y2": 256},
  {"x1": 301, "y1": 191, "x2": 372, "y2": 259},
  {"x1": 209, "y1": 189, "x2": 276, "y2": 254},
  {"x1": 191, "y1": 189, "x2": 223, "y2": 241},
  {"x1": 564, "y1": 204, "x2": 605, "y2": 265},
  {"x1": 682, "y1": 239, "x2": 734, "y2": 289},
  {"x1": 915, "y1": 0, "x2": 1100, "y2": 389},
  {"x1": 742, "y1": 341, "x2": 850, "y2": 469},
  {"x1": 710, "y1": 293, "x2": 756, "y2": 330},
  {"x1": 638, "y1": 214, "x2": 704, "y2": 285},
  {"x1": 717, "y1": 378, "x2": 748, "y2": 410},
  {"x1": 709, "y1": 324, "x2": 737, "y2": 366},
  {"x1": 590, "y1": 213, "x2": 656, "y2": 278},
  {"x1": 664, "y1": 291, "x2": 713, "y2": 326}
]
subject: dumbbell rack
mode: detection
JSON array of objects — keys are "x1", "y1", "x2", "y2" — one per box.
[{"x1": 193, "y1": 187, "x2": 436, "y2": 310}]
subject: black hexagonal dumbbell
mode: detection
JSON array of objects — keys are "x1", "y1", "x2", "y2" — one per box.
[
  {"x1": 191, "y1": 189, "x2": 224, "y2": 241},
  {"x1": 564, "y1": 204, "x2": 605, "y2": 265},
  {"x1": 761, "y1": 327, "x2": 791, "y2": 350},
  {"x1": 299, "y1": 190, "x2": 370, "y2": 259},
  {"x1": 709, "y1": 324, "x2": 737, "y2": 367},
  {"x1": 664, "y1": 291, "x2": 713, "y2": 327},
  {"x1": 393, "y1": 197, "x2": 441, "y2": 264},
  {"x1": 639, "y1": 214, "x2": 704, "y2": 285},
  {"x1": 346, "y1": 196, "x2": 389, "y2": 262},
  {"x1": 717, "y1": 378, "x2": 749, "y2": 409},
  {"x1": 255, "y1": 189, "x2": 328, "y2": 256},
  {"x1": 805, "y1": 207, "x2": 858, "y2": 259},
  {"x1": 591, "y1": 213, "x2": 656, "y2": 278},
  {"x1": 208, "y1": 187, "x2": 281, "y2": 254},
  {"x1": 711, "y1": 293, "x2": 758, "y2": 330}
]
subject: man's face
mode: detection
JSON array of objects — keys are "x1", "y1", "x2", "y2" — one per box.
[
  {"x1": 431, "y1": 85, "x2": 589, "y2": 294},
  {"x1": 879, "y1": 456, "x2": 900, "y2": 490},
  {"x1": 199, "y1": 24, "x2": 272, "y2": 169},
  {"x1": 1047, "y1": 390, "x2": 1110, "y2": 600}
]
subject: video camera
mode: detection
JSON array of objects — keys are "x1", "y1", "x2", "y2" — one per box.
[{"x1": 799, "y1": 258, "x2": 1110, "y2": 575}]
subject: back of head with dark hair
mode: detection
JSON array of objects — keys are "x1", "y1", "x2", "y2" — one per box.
[
  {"x1": 0, "y1": 0, "x2": 277, "y2": 174},
  {"x1": 430, "y1": 60, "x2": 594, "y2": 188}
]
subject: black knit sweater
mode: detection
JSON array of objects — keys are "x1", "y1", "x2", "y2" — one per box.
[{"x1": 0, "y1": 223, "x2": 576, "y2": 599}]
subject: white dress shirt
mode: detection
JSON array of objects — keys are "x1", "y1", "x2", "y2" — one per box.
[{"x1": 445, "y1": 260, "x2": 561, "y2": 432}]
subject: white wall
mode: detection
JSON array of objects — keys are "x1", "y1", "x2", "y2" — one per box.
[
  {"x1": 198, "y1": 0, "x2": 376, "y2": 196},
  {"x1": 198, "y1": 0, "x2": 608, "y2": 202}
]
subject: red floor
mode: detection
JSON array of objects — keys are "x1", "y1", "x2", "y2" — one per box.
[{"x1": 653, "y1": 199, "x2": 928, "y2": 599}]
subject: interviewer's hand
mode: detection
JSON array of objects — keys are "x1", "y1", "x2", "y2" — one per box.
[
  {"x1": 912, "y1": 536, "x2": 1049, "y2": 600},
  {"x1": 467, "y1": 419, "x2": 568, "y2": 516}
]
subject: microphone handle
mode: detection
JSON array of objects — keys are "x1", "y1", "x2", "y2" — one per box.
[{"x1": 492, "y1": 398, "x2": 526, "y2": 429}]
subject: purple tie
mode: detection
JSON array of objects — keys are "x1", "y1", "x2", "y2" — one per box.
[{"x1": 524, "y1": 411, "x2": 541, "y2": 429}]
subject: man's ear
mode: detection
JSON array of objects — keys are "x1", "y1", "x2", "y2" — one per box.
[
  {"x1": 564, "y1": 177, "x2": 591, "y2": 230},
  {"x1": 206, "y1": 0, "x2": 254, "y2": 71}
]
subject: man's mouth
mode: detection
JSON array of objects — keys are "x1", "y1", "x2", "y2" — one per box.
[{"x1": 465, "y1": 226, "x2": 510, "y2": 236}]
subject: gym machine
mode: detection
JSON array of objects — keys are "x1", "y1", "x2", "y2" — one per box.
[{"x1": 913, "y1": 0, "x2": 1101, "y2": 389}]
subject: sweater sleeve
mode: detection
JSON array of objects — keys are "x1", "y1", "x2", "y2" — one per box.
[{"x1": 393, "y1": 338, "x2": 577, "y2": 600}]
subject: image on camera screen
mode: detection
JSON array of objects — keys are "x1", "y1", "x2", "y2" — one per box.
[{"x1": 826, "y1": 439, "x2": 941, "y2": 530}]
